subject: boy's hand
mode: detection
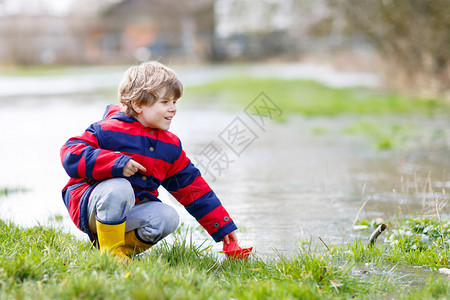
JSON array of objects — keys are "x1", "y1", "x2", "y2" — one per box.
[
  {"x1": 222, "y1": 231, "x2": 238, "y2": 245},
  {"x1": 222, "y1": 231, "x2": 253, "y2": 259},
  {"x1": 123, "y1": 159, "x2": 147, "y2": 177}
]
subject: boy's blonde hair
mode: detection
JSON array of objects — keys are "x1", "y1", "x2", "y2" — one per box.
[{"x1": 118, "y1": 61, "x2": 183, "y2": 117}]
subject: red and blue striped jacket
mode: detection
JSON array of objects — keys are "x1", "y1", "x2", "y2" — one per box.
[{"x1": 60, "y1": 104, "x2": 237, "y2": 242}]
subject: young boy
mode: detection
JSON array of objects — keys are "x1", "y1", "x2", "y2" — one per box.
[{"x1": 60, "y1": 61, "x2": 238, "y2": 262}]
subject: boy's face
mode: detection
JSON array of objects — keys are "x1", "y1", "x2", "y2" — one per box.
[{"x1": 133, "y1": 91, "x2": 178, "y2": 130}]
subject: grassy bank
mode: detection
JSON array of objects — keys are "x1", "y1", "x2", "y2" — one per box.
[
  {"x1": 185, "y1": 77, "x2": 449, "y2": 117},
  {"x1": 0, "y1": 187, "x2": 28, "y2": 197},
  {"x1": 1, "y1": 218, "x2": 449, "y2": 299},
  {"x1": 2, "y1": 65, "x2": 448, "y2": 117},
  {"x1": 185, "y1": 77, "x2": 449, "y2": 150}
]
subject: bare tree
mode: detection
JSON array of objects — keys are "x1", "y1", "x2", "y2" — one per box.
[{"x1": 329, "y1": 0, "x2": 450, "y2": 98}]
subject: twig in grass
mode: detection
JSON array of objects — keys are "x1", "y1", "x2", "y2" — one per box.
[
  {"x1": 318, "y1": 236, "x2": 330, "y2": 252},
  {"x1": 367, "y1": 224, "x2": 387, "y2": 246}
]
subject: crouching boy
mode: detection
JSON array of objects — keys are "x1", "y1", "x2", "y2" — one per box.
[{"x1": 60, "y1": 61, "x2": 238, "y2": 262}]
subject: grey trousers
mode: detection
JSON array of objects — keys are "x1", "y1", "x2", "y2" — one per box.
[{"x1": 87, "y1": 178, "x2": 179, "y2": 245}]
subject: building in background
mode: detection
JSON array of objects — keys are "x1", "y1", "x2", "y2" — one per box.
[
  {"x1": 0, "y1": 0, "x2": 85, "y2": 65},
  {"x1": 91, "y1": 0, "x2": 215, "y2": 63},
  {"x1": 0, "y1": 0, "x2": 217, "y2": 65},
  {"x1": 0, "y1": 0, "x2": 355, "y2": 65}
]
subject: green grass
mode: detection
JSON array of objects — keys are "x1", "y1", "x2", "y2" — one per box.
[
  {"x1": 342, "y1": 121, "x2": 423, "y2": 150},
  {"x1": 185, "y1": 77, "x2": 448, "y2": 117},
  {"x1": 344, "y1": 218, "x2": 450, "y2": 266},
  {"x1": 3, "y1": 65, "x2": 448, "y2": 117},
  {"x1": 0, "y1": 65, "x2": 85, "y2": 77},
  {"x1": 0, "y1": 65, "x2": 123, "y2": 77},
  {"x1": 1, "y1": 218, "x2": 450, "y2": 299},
  {"x1": 184, "y1": 76, "x2": 450, "y2": 150},
  {"x1": 0, "y1": 186, "x2": 28, "y2": 197}
]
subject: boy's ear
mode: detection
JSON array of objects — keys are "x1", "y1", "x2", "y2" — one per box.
[{"x1": 131, "y1": 100, "x2": 143, "y2": 114}]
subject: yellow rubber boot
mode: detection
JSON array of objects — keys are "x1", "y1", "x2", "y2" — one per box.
[
  {"x1": 123, "y1": 230, "x2": 153, "y2": 256},
  {"x1": 96, "y1": 220, "x2": 130, "y2": 263}
]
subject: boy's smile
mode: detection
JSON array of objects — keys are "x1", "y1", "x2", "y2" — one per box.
[{"x1": 133, "y1": 95, "x2": 177, "y2": 130}]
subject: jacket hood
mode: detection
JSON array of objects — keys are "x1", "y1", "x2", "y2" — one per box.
[
  {"x1": 101, "y1": 104, "x2": 162, "y2": 129},
  {"x1": 102, "y1": 104, "x2": 122, "y2": 120}
]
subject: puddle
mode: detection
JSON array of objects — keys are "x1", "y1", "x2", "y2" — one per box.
[{"x1": 0, "y1": 65, "x2": 448, "y2": 258}]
